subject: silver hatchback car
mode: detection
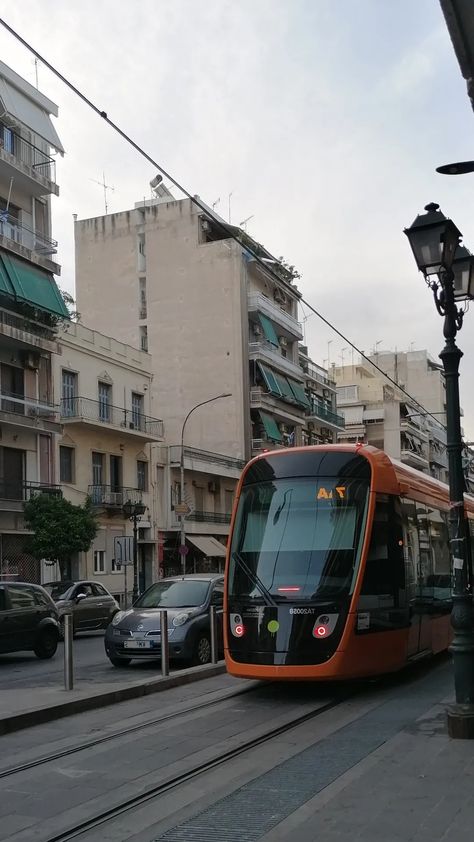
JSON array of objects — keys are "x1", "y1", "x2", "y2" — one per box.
[{"x1": 45, "y1": 580, "x2": 120, "y2": 636}]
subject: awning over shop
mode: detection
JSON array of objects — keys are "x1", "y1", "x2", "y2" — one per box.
[
  {"x1": 0, "y1": 251, "x2": 69, "y2": 318},
  {"x1": 187, "y1": 536, "x2": 227, "y2": 557},
  {"x1": 0, "y1": 61, "x2": 64, "y2": 153},
  {"x1": 258, "y1": 410, "x2": 282, "y2": 442},
  {"x1": 258, "y1": 312, "x2": 279, "y2": 346}
]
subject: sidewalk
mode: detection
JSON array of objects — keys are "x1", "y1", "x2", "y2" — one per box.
[{"x1": 0, "y1": 662, "x2": 225, "y2": 735}]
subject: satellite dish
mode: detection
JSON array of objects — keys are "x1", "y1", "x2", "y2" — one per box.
[{"x1": 150, "y1": 174, "x2": 163, "y2": 189}]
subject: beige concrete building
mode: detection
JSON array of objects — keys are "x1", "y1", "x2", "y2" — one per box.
[
  {"x1": 334, "y1": 351, "x2": 448, "y2": 483},
  {"x1": 74, "y1": 194, "x2": 344, "y2": 572},
  {"x1": 0, "y1": 60, "x2": 69, "y2": 582},
  {"x1": 54, "y1": 321, "x2": 163, "y2": 601}
]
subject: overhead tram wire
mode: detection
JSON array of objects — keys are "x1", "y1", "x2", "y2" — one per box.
[{"x1": 0, "y1": 17, "x2": 447, "y2": 433}]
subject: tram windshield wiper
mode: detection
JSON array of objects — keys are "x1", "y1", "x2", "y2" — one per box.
[{"x1": 231, "y1": 552, "x2": 277, "y2": 607}]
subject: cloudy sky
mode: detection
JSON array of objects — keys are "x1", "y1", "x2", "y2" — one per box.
[{"x1": 2, "y1": 1, "x2": 474, "y2": 434}]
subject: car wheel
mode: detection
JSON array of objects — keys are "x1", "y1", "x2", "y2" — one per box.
[
  {"x1": 108, "y1": 655, "x2": 132, "y2": 667},
  {"x1": 34, "y1": 628, "x2": 58, "y2": 659},
  {"x1": 192, "y1": 634, "x2": 211, "y2": 666}
]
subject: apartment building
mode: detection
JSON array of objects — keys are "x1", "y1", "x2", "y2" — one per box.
[
  {"x1": 55, "y1": 321, "x2": 163, "y2": 601},
  {"x1": 334, "y1": 351, "x2": 448, "y2": 483},
  {"x1": 0, "y1": 60, "x2": 69, "y2": 581},
  {"x1": 74, "y1": 193, "x2": 342, "y2": 571}
]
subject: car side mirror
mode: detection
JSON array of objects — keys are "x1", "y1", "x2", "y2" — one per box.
[{"x1": 75, "y1": 593, "x2": 87, "y2": 603}]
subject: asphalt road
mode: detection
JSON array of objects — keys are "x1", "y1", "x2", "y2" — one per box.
[{"x1": 0, "y1": 631, "x2": 171, "y2": 690}]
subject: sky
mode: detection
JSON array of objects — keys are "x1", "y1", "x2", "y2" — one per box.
[{"x1": 1, "y1": 0, "x2": 474, "y2": 434}]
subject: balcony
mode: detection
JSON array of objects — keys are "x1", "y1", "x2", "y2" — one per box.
[
  {"x1": 88, "y1": 486, "x2": 143, "y2": 510},
  {"x1": 401, "y1": 449, "x2": 430, "y2": 471},
  {"x1": 251, "y1": 438, "x2": 289, "y2": 457},
  {"x1": 400, "y1": 418, "x2": 429, "y2": 440},
  {"x1": 0, "y1": 306, "x2": 59, "y2": 353},
  {"x1": 0, "y1": 127, "x2": 58, "y2": 196},
  {"x1": 301, "y1": 362, "x2": 336, "y2": 391},
  {"x1": 170, "y1": 506, "x2": 231, "y2": 534},
  {"x1": 0, "y1": 480, "x2": 61, "y2": 511},
  {"x1": 169, "y1": 446, "x2": 245, "y2": 478},
  {"x1": 0, "y1": 213, "x2": 60, "y2": 274},
  {"x1": 61, "y1": 398, "x2": 164, "y2": 442},
  {"x1": 250, "y1": 388, "x2": 306, "y2": 425},
  {"x1": 0, "y1": 390, "x2": 60, "y2": 433},
  {"x1": 306, "y1": 401, "x2": 345, "y2": 431},
  {"x1": 248, "y1": 341, "x2": 305, "y2": 379},
  {"x1": 247, "y1": 292, "x2": 303, "y2": 340},
  {"x1": 186, "y1": 511, "x2": 231, "y2": 524}
]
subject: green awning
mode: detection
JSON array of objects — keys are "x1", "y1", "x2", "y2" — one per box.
[
  {"x1": 258, "y1": 312, "x2": 279, "y2": 346},
  {"x1": 288, "y1": 379, "x2": 311, "y2": 408},
  {"x1": 257, "y1": 362, "x2": 282, "y2": 397},
  {"x1": 259, "y1": 411, "x2": 282, "y2": 442},
  {"x1": 273, "y1": 372, "x2": 296, "y2": 403},
  {"x1": 0, "y1": 251, "x2": 69, "y2": 318}
]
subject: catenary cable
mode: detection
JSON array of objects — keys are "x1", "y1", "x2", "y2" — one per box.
[{"x1": 0, "y1": 17, "x2": 453, "y2": 432}]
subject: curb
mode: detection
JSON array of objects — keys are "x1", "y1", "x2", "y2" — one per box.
[{"x1": 0, "y1": 663, "x2": 226, "y2": 736}]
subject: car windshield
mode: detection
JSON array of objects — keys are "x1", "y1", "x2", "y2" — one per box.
[
  {"x1": 44, "y1": 582, "x2": 74, "y2": 601},
  {"x1": 134, "y1": 580, "x2": 210, "y2": 609}
]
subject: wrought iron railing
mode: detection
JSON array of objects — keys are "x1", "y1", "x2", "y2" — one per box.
[
  {"x1": 307, "y1": 401, "x2": 345, "y2": 428},
  {"x1": 169, "y1": 445, "x2": 246, "y2": 470},
  {"x1": 88, "y1": 485, "x2": 143, "y2": 507},
  {"x1": 0, "y1": 211, "x2": 58, "y2": 256},
  {"x1": 0, "y1": 306, "x2": 56, "y2": 341},
  {"x1": 0, "y1": 125, "x2": 56, "y2": 182},
  {"x1": 0, "y1": 480, "x2": 61, "y2": 501},
  {"x1": 0, "y1": 389, "x2": 58, "y2": 420},
  {"x1": 185, "y1": 510, "x2": 231, "y2": 524},
  {"x1": 61, "y1": 397, "x2": 164, "y2": 437}
]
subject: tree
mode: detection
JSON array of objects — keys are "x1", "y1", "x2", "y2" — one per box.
[{"x1": 24, "y1": 494, "x2": 98, "y2": 580}]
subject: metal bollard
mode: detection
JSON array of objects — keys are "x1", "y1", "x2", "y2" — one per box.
[
  {"x1": 209, "y1": 605, "x2": 218, "y2": 664},
  {"x1": 160, "y1": 609, "x2": 169, "y2": 677},
  {"x1": 63, "y1": 613, "x2": 74, "y2": 690}
]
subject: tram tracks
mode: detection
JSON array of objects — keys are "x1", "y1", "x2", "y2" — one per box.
[
  {"x1": 0, "y1": 682, "x2": 263, "y2": 781},
  {"x1": 36, "y1": 693, "x2": 349, "y2": 842}
]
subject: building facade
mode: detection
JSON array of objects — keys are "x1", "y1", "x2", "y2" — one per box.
[
  {"x1": 334, "y1": 351, "x2": 448, "y2": 483},
  {"x1": 74, "y1": 195, "x2": 343, "y2": 571},
  {"x1": 0, "y1": 60, "x2": 69, "y2": 582},
  {"x1": 54, "y1": 321, "x2": 163, "y2": 602}
]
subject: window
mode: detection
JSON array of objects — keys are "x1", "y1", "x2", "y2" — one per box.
[
  {"x1": 94, "y1": 551, "x2": 106, "y2": 574},
  {"x1": 1, "y1": 363, "x2": 24, "y2": 413},
  {"x1": 211, "y1": 583, "x2": 224, "y2": 606},
  {"x1": 139, "y1": 277, "x2": 147, "y2": 319},
  {"x1": 74, "y1": 583, "x2": 94, "y2": 597},
  {"x1": 225, "y1": 490, "x2": 234, "y2": 515},
  {"x1": 0, "y1": 125, "x2": 14, "y2": 154},
  {"x1": 139, "y1": 326, "x2": 148, "y2": 352},
  {"x1": 98, "y1": 382, "x2": 111, "y2": 422},
  {"x1": 61, "y1": 370, "x2": 77, "y2": 416},
  {"x1": 132, "y1": 392, "x2": 144, "y2": 427},
  {"x1": 91, "y1": 583, "x2": 108, "y2": 596},
  {"x1": 8, "y1": 584, "x2": 36, "y2": 609},
  {"x1": 137, "y1": 460, "x2": 148, "y2": 491},
  {"x1": 110, "y1": 455, "x2": 122, "y2": 492},
  {"x1": 60, "y1": 446, "x2": 75, "y2": 483},
  {"x1": 0, "y1": 446, "x2": 24, "y2": 500},
  {"x1": 34, "y1": 589, "x2": 51, "y2": 607},
  {"x1": 92, "y1": 452, "x2": 104, "y2": 486},
  {"x1": 0, "y1": 586, "x2": 7, "y2": 612}
]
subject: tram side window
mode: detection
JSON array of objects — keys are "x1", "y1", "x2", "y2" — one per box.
[
  {"x1": 357, "y1": 495, "x2": 406, "y2": 630},
  {"x1": 427, "y1": 507, "x2": 451, "y2": 612}
]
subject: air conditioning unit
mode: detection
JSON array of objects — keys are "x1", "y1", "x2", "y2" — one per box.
[
  {"x1": 279, "y1": 336, "x2": 288, "y2": 348},
  {"x1": 208, "y1": 481, "x2": 219, "y2": 493}
]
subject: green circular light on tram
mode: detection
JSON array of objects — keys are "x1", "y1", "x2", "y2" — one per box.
[{"x1": 267, "y1": 620, "x2": 280, "y2": 633}]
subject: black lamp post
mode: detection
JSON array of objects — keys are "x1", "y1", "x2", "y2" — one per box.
[
  {"x1": 123, "y1": 499, "x2": 147, "y2": 603},
  {"x1": 404, "y1": 203, "x2": 474, "y2": 739}
]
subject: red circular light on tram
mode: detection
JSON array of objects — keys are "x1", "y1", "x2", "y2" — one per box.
[
  {"x1": 234, "y1": 624, "x2": 244, "y2": 637},
  {"x1": 314, "y1": 626, "x2": 327, "y2": 637}
]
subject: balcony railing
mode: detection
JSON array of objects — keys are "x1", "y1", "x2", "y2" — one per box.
[
  {"x1": 169, "y1": 445, "x2": 246, "y2": 470},
  {"x1": 186, "y1": 510, "x2": 231, "y2": 524},
  {"x1": 0, "y1": 126, "x2": 56, "y2": 183},
  {"x1": 301, "y1": 362, "x2": 336, "y2": 389},
  {"x1": 0, "y1": 212, "x2": 58, "y2": 256},
  {"x1": 0, "y1": 306, "x2": 56, "y2": 343},
  {"x1": 61, "y1": 397, "x2": 164, "y2": 438},
  {"x1": 88, "y1": 486, "x2": 143, "y2": 508},
  {"x1": 247, "y1": 292, "x2": 303, "y2": 339},
  {"x1": 0, "y1": 480, "x2": 61, "y2": 501},
  {"x1": 248, "y1": 341, "x2": 305, "y2": 379},
  {"x1": 0, "y1": 390, "x2": 58, "y2": 422},
  {"x1": 307, "y1": 401, "x2": 345, "y2": 429}
]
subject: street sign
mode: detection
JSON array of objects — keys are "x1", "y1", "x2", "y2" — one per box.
[
  {"x1": 178, "y1": 545, "x2": 189, "y2": 556},
  {"x1": 175, "y1": 503, "x2": 190, "y2": 515},
  {"x1": 114, "y1": 536, "x2": 134, "y2": 566}
]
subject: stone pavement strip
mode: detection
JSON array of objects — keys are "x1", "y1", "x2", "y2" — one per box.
[{"x1": 0, "y1": 662, "x2": 226, "y2": 735}]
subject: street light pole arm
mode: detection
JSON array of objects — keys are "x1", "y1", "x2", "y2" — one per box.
[{"x1": 180, "y1": 394, "x2": 231, "y2": 464}]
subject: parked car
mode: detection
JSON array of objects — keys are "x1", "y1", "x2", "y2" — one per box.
[
  {"x1": 104, "y1": 574, "x2": 224, "y2": 667},
  {"x1": 44, "y1": 580, "x2": 120, "y2": 636},
  {"x1": 0, "y1": 581, "x2": 60, "y2": 659}
]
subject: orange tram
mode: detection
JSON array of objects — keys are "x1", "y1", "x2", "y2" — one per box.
[{"x1": 224, "y1": 445, "x2": 474, "y2": 681}]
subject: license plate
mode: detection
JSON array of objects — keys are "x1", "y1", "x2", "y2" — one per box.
[{"x1": 124, "y1": 640, "x2": 152, "y2": 649}]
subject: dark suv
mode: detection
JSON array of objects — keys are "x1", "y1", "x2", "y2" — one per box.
[{"x1": 0, "y1": 581, "x2": 60, "y2": 659}]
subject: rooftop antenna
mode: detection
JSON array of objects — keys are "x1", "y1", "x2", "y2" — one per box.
[
  {"x1": 33, "y1": 57, "x2": 39, "y2": 89},
  {"x1": 340, "y1": 346, "x2": 348, "y2": 368},
  {"x1": 90, "y1": 172, "x2": 114, "y2": 214},
  {"x1": 228, "y1": 191, "x2": 233, "y2": 223},
  {"x1": 212, "y1": 197, "x2": 220, "y2": 211},
  {"x1": 240, "y1": 214, "x2": 254, "y2": 231}
]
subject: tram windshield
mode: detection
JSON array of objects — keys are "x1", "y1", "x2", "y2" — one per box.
[{"x1": 228, "y1": 477, "x2": 369, "y2": 601}]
